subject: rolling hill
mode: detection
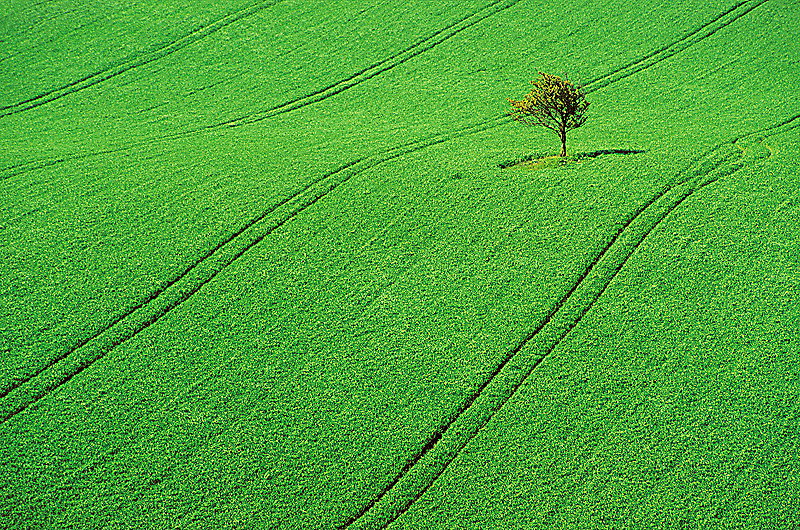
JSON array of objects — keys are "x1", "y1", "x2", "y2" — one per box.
[{"x1": 1, "y1": 0, "x2": 799, "y2": 527}]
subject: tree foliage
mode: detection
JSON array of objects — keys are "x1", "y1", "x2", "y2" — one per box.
[{"x1": 508, "y1": 72, "x2": 589, "y2": 157}]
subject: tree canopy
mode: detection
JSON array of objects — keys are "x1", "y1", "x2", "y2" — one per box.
[{"x1": 508, "y1": 72, "x2": 589, "y2": 157}]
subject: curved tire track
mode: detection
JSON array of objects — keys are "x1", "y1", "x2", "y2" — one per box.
[
  {"x1": 211, "y1": 0, "x2": 525, "y2": 128},
  {"x1": 0, "y1": 0, "x2": 286, "y2": 118},
  {"x1": 362, "y1": 180, "x2": 728, "y2": 530},
  {"x1": 583, "y1": 0, "x2": 771, "y2": 89},
  {"x1": 0, "y1": 0, "x2": 768, "y2": 181},
  {"x1": 337, "y1": 146, "x2": 733, "y2": 529},
  {"x1": 341, "y1": 129, "x2": 784, "y2": 529},
  {"x1": 0, "y1": 117, "x2": 503, "y2": 425},
  {"x1": 0, "y1": 0, "x2": 521, "y2": 180},
  {"x1": 0, "y1": 0, "x2": 786, "y2": 421}
]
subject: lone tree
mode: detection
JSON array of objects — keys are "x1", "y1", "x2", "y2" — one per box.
[{"x1": 508, "y1": 72, "x2": 589, "y2": 157}]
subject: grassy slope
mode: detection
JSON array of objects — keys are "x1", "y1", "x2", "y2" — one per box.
[
  {"x1": 0, "y1": 0, "x2": 497, "y2": 390},
  {"x1": 0, "y1": 0, "x2": 738, "y2": 418},
  {"x1": 394, "y1": 135, "x2": 800, "y2": 530},
  {"x1": 1, "y1": 0, "x2": 798, "y2": 528},
  {"x1": 392, "y1": 1, "x2": 800, "y2": 527},
  {"x1": 0, "y1": 0, "x2": 718, "y2": 422}
]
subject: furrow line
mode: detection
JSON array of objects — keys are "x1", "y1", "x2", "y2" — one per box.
[
  {"x1": 1, "y1": 0, "x2": 515, "y2": 123},
  {"x1": 337, "y1": 142, "x2": 736, "y2": 528},
  {"x1": 0, "y1": 154, "x2": 366, "y2": 401},
  {"x1": 0, "y1": 119, "x2": 498, "y2": 425},
  {"x1": 584, "y1": 0, "x2": 770, "y2": 89},
  {"x1": 0, "y1": 116, "x2": 502, "y2": 400},
  {"x1": 45, "y1": 196, "x2": 433, "y2": 492},
  {"x1": 0, "y1": 0, "x2": 753, "y2": 180},
  {"x1": 582, "y1": 0, "x2": 748, "y2": 86},
  {"x1": 0, "y1": 157, "x2": 69, "y2": 180},
  {"x1": 215, "y1": 0, "x2": 524, "y2": 128},
  {"x1": 0, "y1": 0, "x2": 518, "y2": 180},
  {"x1": 367, "y1": 176, "x2": 725, "y2": 530},
  {"x1": 743, "y1": 112, "x2": 800, "y2": 140},
  {"x1": 341, "y1": 123, "x2": 784, "y2": 527},
  {"x1": 343, "y1": 112, "x2": 789, "y2": 527},
  {"x1": 0, "y1": 0, "x2": 286, "y2": 117}
]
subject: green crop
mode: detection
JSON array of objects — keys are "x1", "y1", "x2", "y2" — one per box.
[{"x1": 1, "y1": 0, "x2": 798, "y2": 528}]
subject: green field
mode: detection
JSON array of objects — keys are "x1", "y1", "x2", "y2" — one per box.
[{"x1": 1, "y1": 0, "x2": 799, "y2": 527}]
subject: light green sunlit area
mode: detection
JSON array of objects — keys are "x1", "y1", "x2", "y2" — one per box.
[{"x1": 1, "y1": 0, "x2": 799, "y2": 527}]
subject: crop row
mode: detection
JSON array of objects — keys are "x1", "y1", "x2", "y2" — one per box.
[
  {"x1": 0, "y1": 0, "x2": 286, "y2": 117},
  {"x1": 0, "y1": 0, "x2": 780, "y2": 428},
  {"x1": 0, "y1": 0, "x2": 516, "y2": 180},
  {"x1": 341, "y1": 122, "x2": 791, "y2": 528}
]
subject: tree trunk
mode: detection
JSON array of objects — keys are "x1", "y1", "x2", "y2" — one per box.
[{"x1": 559, "y1": 129, "x2": 567, "y2": 157}]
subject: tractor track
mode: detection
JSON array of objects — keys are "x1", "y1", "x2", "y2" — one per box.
[
  {"x1": 338, "y1": 146, "x2": 732, "y2": 528},
  {"x1": 40, "y1": 194, "x2": 447, "y2": 494},
  {"x1": 210, "y1": 0, "x2": 525, "y2": 128},
  {"x1": 583, "y1": 0, "x2": 771, "y2": 89},
  {"x1": 341, "y1": 124, "x2": 790, "y2": 529},
  {"x1": 0, "y1": 0, "x2": 287, "y2": 118},
  {"x1": 0, "y1": 0, "x2": 785, "y2": 423},
  {"x1": 0, "y1": 154, "x2": 361, "y2": 404},
  {"x1": 26, "y1": 173, "x2": 503, "y2": 498},
  {"x1": 352, "y1": 174, "x2": 727, "y2": 530},
  {"x1": 0, "y1": 0, "x2": 519, "y2": 180},
  {"x1": 0, "y1": 118, "x2": 502, "y2": 425},
  {"x1": 0, "y1": 0, "x2": 765, "y2": 180}
]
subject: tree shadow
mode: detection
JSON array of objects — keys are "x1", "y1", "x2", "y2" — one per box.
[
  {"x1": 575, "y1": 148, "x2": 646, "y2": 158},
  {"x1": 498, "y1": 149, "x2": 646, "y2": 169}
]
